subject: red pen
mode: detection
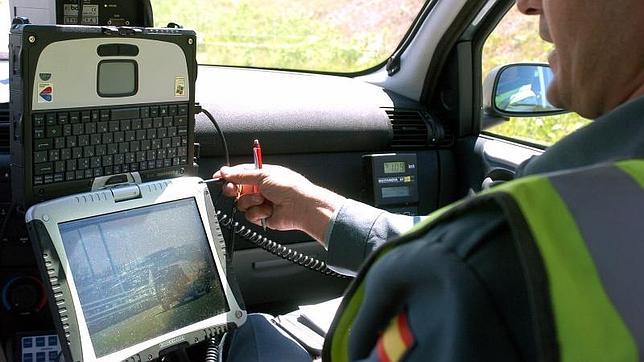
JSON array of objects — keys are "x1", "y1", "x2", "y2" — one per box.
[{"x1": 252, "y1": 139, "x2": 267, "y2": 230}]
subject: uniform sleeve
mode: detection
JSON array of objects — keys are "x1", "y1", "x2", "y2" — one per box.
[{"x1": 324, "y1": 199, "x2": 423, "y2": 275}]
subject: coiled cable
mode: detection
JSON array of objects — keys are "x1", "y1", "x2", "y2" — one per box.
[{"x1": 216, "y1": 210, "x2": 351, "y2": 279}]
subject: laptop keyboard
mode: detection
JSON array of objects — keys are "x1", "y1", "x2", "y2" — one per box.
[{"x1": 31, "y1": 103, "x2": 190, "y2": 185}]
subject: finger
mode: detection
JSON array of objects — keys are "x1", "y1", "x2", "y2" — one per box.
[
  {"x1": 244, "y1": 204, "x2": 273, "y2": 225},
  {"x1": 222, "y1": 182, "x2": 239, "y2": 198},
  {"x1": 219, "y1": 165, "x2": 267, "y2": 185},
  {"x1": 235, "y1": 193, "x2": 265, "y2": 212}
]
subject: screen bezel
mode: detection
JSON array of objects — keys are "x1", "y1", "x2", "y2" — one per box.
[{"x1": 25, "y1": 178, "x2": 246, "y2": 362}]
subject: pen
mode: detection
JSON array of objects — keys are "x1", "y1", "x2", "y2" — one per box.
[
  {"x1": 253, "y1": 139, "x2": 267, "y2": 231},
  {"x1": 200, "y1": 177, "x2": 222, "y2": 185}
]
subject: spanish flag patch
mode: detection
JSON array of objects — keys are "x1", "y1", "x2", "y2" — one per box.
[{"x1": 376, "y1": 309, "x2": 415, "y2": 362}]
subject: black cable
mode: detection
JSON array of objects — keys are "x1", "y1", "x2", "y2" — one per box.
[
  {"x1": 204, "y1": 334, "x2": 223, "y2": 362},
  {"x1": 197, "y1": 106, "x2": 230, "y2": 167},
  {"x1": 216, "y1": 211, "x2": 351, "y2": 279}
]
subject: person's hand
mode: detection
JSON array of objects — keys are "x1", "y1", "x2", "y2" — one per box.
[{"x1": 212, "y1": 164, "x2": 346, "y2": 243}]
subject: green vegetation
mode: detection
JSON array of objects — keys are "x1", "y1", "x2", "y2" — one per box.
[
  {"x1": 482, "y1": 7, "x2": 590, "y2": 146},
  {"x1": 151, "y1": 0, "x2": 423, "y2": 73}
]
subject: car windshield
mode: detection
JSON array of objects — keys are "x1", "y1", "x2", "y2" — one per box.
[{"x1": 151, "y1": 0, "x2": 427, "y2": 73}]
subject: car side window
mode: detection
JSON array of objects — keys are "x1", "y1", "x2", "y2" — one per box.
[{"x1": 481, "y1": 6, "x2": 590, "y2": 146}]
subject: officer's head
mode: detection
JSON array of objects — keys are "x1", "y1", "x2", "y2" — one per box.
[{"x1": 515, "y1": 0, "x2": 644, "y2": 119}]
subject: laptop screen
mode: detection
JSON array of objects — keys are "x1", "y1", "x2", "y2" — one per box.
[{"x1": 58, "y1": 198, "x2": 228, "y2": 358}]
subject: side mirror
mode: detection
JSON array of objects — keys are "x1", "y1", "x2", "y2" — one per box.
[{"x1": 482, "y1": 63, "x2": 568, "y2": 129}]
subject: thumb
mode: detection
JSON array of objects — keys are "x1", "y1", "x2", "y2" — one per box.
[{"x1": 218, "y1": 165, "x2": 266, "y2": 185}]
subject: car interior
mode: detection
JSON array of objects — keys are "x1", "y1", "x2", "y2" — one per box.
[{"x1": 0, "y1": 0, "x2": 555, "y2": 360}]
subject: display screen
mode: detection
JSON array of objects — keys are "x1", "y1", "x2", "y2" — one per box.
[
  {"x1": 97, "y1": 60, "x2": 137, "y2": 96},
  {"x1": 59, "y1": 198, "x2": 228, "y2": 358},
  {"x1": 383, "y1": 161, "x2": 406, "y2": 174},
  {"x1": 381, "y1": 186, "x2": 410, "y2": 198}
]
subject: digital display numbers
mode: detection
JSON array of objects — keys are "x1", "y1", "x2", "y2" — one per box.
[{"x1": 383, "y1": 161, "x2": 406, "y2": 174}]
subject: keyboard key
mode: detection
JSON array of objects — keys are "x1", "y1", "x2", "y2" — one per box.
[
  {"x1": 142, "y1": 118, "x2": 153, "y2": 129},
  {"x1": 147, "y1": 160, "x2": 156, "y2": 169},
  {"x1": 43, "y1": 175, "x2": 53, "y2": 184},
  {"x1": 91, "y1": 110, "x2": 100, "y2": 122},
  {"x1": 131, "y1": 119, "x2": 142, "y2": 130},
  {"x1": 136, "y1": 151, "x2": 146, "y2": 162},
  {"x1": 130, "y1": 141, "x2": 140, "y2": 152},
  {"x1": 139, "y1": 161, "x2": 147, "y2": 170},
  {"x1": 136, "y1": 130, "x2": 146, "y2": 140},
  {"x1": 34, "y1": 176, "x2": 43, "y2": 185},
  {"x1": 90, "y1": 134, "x2": 102, "y2": 145},
  {"x1": 118, "y1": 143, "x2": 129, "y2": 154},
  {"x1": 130, "y1": 162, "x2": 139, "y2": 171},
  {"x1": 85, "y1": 122, "x2": 96, "y2": 134},
  {"x1": 172, "y1": 157, "x2": 180, "y2": 166},
  {"x1": 72, "y1": 123, "x2": 84, "y2": 135},
  {"x1": 81, "y1": 111, "x2": 91, "y2": 123},
  {"x1": 159, "y1": 105, "x2": 168, "y2": 116},
  {"x1": 48, "y1": 149, "x2": 60, "y2": 161},
  {"x1": 109, "y1": 121, "x2": 120, "y2": 132},
  {"x1": 168, "y1": 127, "x2": 177, "y2": 137},
  {"x1": 63, "y1": 124, "x2": 72, "y2": 136},
  {"x1": 120, "y1": 119, "x2": 131, "y2": 131},
  {"x1": 83, "y1": 146, "x2": 95, "y2": 158},
  {"x1": 78, "y1": 135, "x2": 89, "y2": 147},
  {"x1": 95, "y1": 145, "x2": 107, "y2": 156},
  {"x1": 78, "y1": 158, "x2": 89, "y2": 170},
  {"x1": 34, "y1": 151, "x2": 48, "y2": 163},
  {"x1": 141, "y1": 140, "x2": 151, "y2": 150},
  {"x1": 111, "y1": 107, "x2": 139, "y2": 120},
  {"x1": 45, "y1": 114, "x2": 57, "y2": 126},
  {"x1": 35, "y1": 138, "x2": 53, "y2": 151},
  {"x1": 102, "y1": 132, "x2": 114, "y2": 144},
  {"x1": 97, "y1": 121, "x2": 108, "y2": 133},
  {"x1": 102, "y1": 155, "x2": 113, "y2": 166},
  {"x1": 155, "y1": 159, "x2": 164, "y2": 168},
  {"x1": 175, "y1": 116, "x2": 187, "y2": 126},
  {"x1": 75, "y1": 170, "x2": 84, "y2": 180},
  {"x1": 178, "y1": 104, "x2": 188, "y2": 115},
  {"x1": 100, "y1": 110, "x2": 110, "y2": 121},
  {"x1": 46, "y1": 126, "x2": 62, "y2": 138},
  {"x1": 163, "y1": 117, "x2": 173, "y2": 127},
  {"x1": 91, "y1": 157, "x2": 101, "y2": 168},
  {"x1": 172, "y1": 137, "x2": 181, "y2": 147},
  {"x1": 104, "y1": 166, "x2": 113, "y2": 174},
  {"x1": 55, "y1": 161, "x2": 65, "y2": 173},
  {"x1": 72, "y1": 147, "x2": 83, "y2": 159},
  {"x1": 152, "y1": 139, "x2": 161, "y2": 149},
  {"x1": 150, "y1": 106, "x2": 159, "y2": 117},
  {"x1": 168, "y1": 104, "x2": 177, "y2": 116},
  {"x1": 33, "y1": 114, "x2": 45, "y2": 127},
  {"x1": 114, "y1": 131, "x2": 125, "y2": 143},
  {"x1": 140, "y1": 107, "x2": 150, "y2": 118},
  {"x1": 66, "y1": 171, "x2": 75, "y2": 181},
  {"x1": 107, "y1": 143, "x2": 118, "y2": 155},
  {"x1": 66, "y1": 159, "x2": 77, "y2": 171},
  {"x1": 54, "y1": 173, "x2": 64, "y2": 182},
  {"x1": 146, "y1": 150, "x2": 156, "y2": 160},
  {"x1": 125, "y1": 131, "x2": 136, "y2": 141},
  {"x1": 113, "y1": 164, "x2": 122, "y2": 173},
  {"x1": 153, "y1": 117, "x2": 163, "y2": 128},
  {"x1": 70, "y1": 112, "x2": 81, "y2": 123},
  {"x1": 34, "y1": 128, "x2": 45, "y2": 138},
  {"x1": 58, "y1": 112, "x2": 69, "y2": 124},
  {"x1": 66, "y1": 136, "x2": 77, "y2": 148},
  {"x1": 158, "y1": 128, "x2": 168, "y2": 138},
  {"x1": 85, "y1": 169, "x2": 94, "y2": 178},
  {"x1": 54, "y1": 136, "x2": 65, "y2": 149},
  {"x1": 147, "y1": 129, "x2": 157, "y2": 139},
  {"x1": 114, "y1": 154, "x2": 124, "y2": 165},
  {"x1": 61, "y1": 148, "x2": 72, "y2": 160},
  {"x1": 163, "y1": 158, "x2": 172, "y2": 167},
  {"x1": 34, "y1": 162, "x2": 54, "y2": 175},
  {"x1": 177, "y1": 126, "x2": 188, "y2": 136}
]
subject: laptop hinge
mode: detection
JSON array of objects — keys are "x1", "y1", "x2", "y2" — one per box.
[{"x1": 111, "y1": 185, "x2": 142, "y2": 202}]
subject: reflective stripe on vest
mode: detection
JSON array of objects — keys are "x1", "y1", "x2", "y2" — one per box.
[{"x1": 326, "y1": 160, "x2": 644, "y2": 361}]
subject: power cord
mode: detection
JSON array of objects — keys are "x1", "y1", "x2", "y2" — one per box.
[{"x1": 196, "y1": 105, "x2": 351, "y2": 280}]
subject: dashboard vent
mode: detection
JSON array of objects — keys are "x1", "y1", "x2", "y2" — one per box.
[
  {"x1": 0, "y1": 103, "x2": 9, "y2": 153},
  {"x1": 384, "y1": 108, "x2": 452, "y2": 148},
  {"x1": 385, "y1": 108, "x2": 428, "y2": 148}
]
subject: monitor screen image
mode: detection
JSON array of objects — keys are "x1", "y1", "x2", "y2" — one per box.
[{"x1": 58, "y1": 198, "x2": 228, "y2": 358}]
